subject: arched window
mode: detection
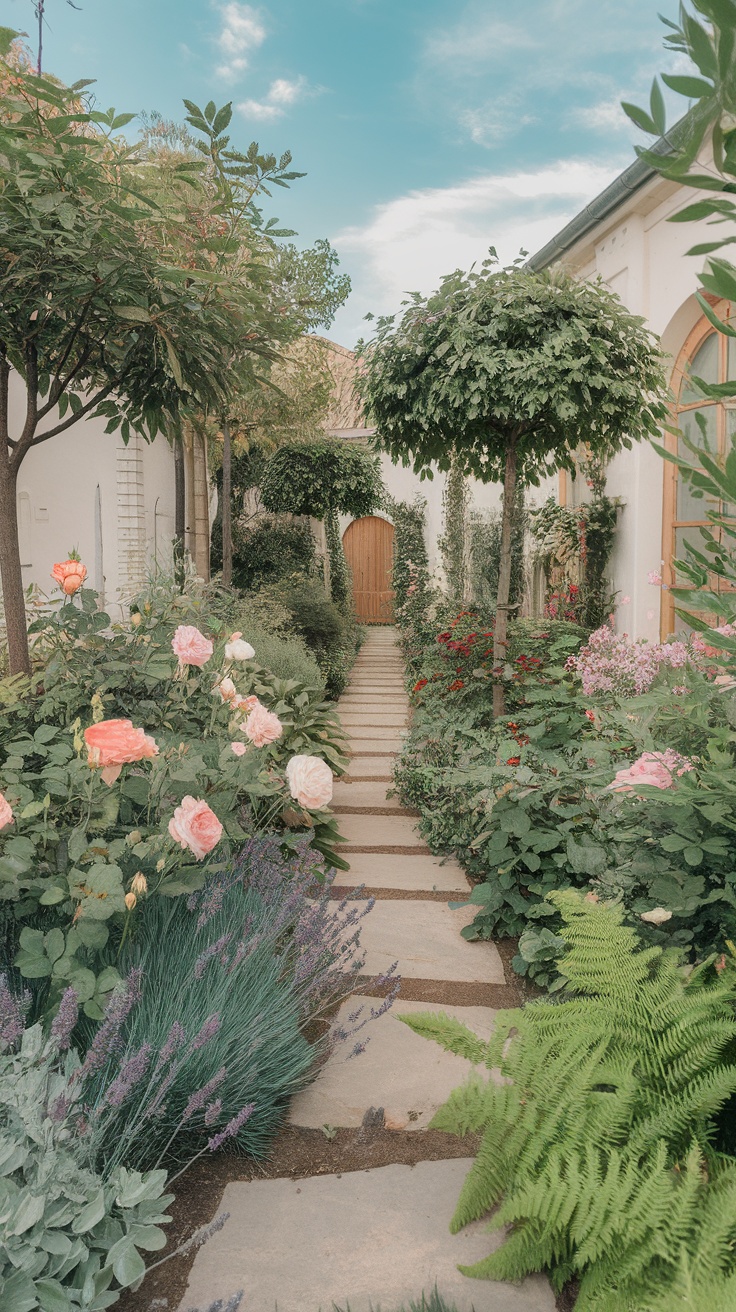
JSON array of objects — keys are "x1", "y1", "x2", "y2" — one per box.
[{"x1": 662, "y1": 310, "x2": 735, "y2": 636}]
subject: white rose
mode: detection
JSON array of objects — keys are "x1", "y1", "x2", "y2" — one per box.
[
  {"x1": 213, "y1": 676, "x2": 237, "y2": 704},
  {"x1": 225, "y1": 631, "x2": 255, "y2": 662},
  {"x1": 285, "y1": 754, "x2": 333, "y2": 811},
  {"x1": 640, "y1": 907, "x2": 672, "y2": 926}
]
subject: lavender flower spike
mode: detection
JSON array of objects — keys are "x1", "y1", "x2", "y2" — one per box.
[
  {"x1": 50, "y1": 987, "x2": 79, "y2": 1051},
  {"x1": 182, "y1": 1067, "x2": 228, "y2": 1122},
  {"x1": 188, "y1": 1013, "x2": 221, "y2": 1053},
  {"x1": 104, "y1": 1042, "x2": 153, "y2": 1108},
  {"x1": 0, "y1": 973, "x2": 26, "y2": 1051},
  {"x1": 207, "y1": 1103, "x2": 255, "y2": 1153}
]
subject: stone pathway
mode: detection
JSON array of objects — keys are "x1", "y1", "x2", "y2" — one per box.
[{"x1": 180, "y1": 628, "x2": 554, "y2": 1312}]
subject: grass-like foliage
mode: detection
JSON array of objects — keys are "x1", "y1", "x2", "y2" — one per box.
[{"x1": 400, "y1": 890, "x2": 736, "y2": 1310}]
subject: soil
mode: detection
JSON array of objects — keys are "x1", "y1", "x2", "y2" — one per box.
[
  {"x1": 331, "y1": 887, "x2": 456, "y2": 902},
  {"x1": 115, "y1": 1126, "x2": 481, "y2": 1312},
  {"x1": 342, "y1": 844, "x2": 432, "y2": 855}
]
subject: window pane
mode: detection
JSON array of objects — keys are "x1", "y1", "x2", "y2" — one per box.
[
  {"x1": 677, "y1": 404, "x2": 717, "y2": 458},
  {"x1": 674, "y1": 525, "x2": 707, "y2": 563},
  {"x1": 681, "y1": 332, "x2": 720, "y2": 403}
]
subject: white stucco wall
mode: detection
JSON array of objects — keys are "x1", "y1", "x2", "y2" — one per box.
[{"x1": 8, "y1": 371, "x2": 176, "y2": 619}]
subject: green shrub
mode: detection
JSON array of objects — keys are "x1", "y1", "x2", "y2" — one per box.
[
  {"x1": 402, "y1": 890, "x2": 736, "y2": 1309},
  {"x1": 257, "y1": 575, "x2": 360, "y2": 699},
  {"x1": 231, "y1": 516, "x2": 317, "y2": 594}
]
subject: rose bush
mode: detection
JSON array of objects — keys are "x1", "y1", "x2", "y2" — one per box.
[{"x1": 0, "y1": 572, "x2": 349, "y2": 1019}]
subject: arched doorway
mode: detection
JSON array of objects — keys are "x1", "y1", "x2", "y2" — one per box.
[{"x1": 343, "y1": 516, "x2": 395, "y2": 623}]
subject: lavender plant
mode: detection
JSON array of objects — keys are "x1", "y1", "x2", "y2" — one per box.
[
  {"x1": 91, "y1": 836, "x2": 396, "y2": 1168},
  {"x1": 0, "y1": 971, "x2": 249, "y2": 1310}
]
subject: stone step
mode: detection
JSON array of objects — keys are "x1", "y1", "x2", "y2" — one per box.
[
  {"x1": 178, "y1": 1159, "x2": 555, "y2": 1312},
  {"x1": 355, "y1": 900, "x2": 505, "y2": 983},
  {"x1": 339, "y1": 713, "x2": 408, "y2": 727},
  {"x1": 338, "y1": 814, "x2": 425, "y2": 848},
  {"x1": 332, "y1": 780, "x2": 406, "y2": 810},
  {"x1": 343, "y1": 755, "x2": 396, "y2": 778},
  {"x1": 333, "y1": 851, "x2": 469, "y2": 893},
  {"x1": 289, "y1": 996, "x2": 496, "y2": 1131},
  {"x1": 346, "y1": 723, "x2": 407, "y2": 740},
  {"x1": 347, "y1": 741, "x2": 402, "y2": 755}
]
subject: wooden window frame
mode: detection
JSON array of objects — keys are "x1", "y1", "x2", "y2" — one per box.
[{"x1": 661, "y1": 301, "x2": 732, "y2": 638}]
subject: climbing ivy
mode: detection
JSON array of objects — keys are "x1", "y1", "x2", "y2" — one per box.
[{"x1": 439, "y1": 457, "x2": 469, "y2": 602}]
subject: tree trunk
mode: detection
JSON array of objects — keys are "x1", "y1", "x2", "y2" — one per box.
[
  {"x1": 174, "y1": 431, "x2": 186, "y2": 547},
  {"x1": 492, "y1": 434, "x2": 519, "y2": 718},
  {"x1": 221, "y1": 418, "x2": 233, "y2": 589},
  {"x1": 0, "y1": 454, "x2": 30, "y2": 676}
]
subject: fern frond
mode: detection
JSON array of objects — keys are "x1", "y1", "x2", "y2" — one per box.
[
  {"x1": 427, "y1": 1076, "x2": 488, "y2": 1137},
  {"x1": 397, "y1": 1010, "x2": 488, "y2": 1064}
]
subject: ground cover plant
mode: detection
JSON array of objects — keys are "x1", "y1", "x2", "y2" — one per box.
[{"x1": 402, "y1": 891, "x2": 736, "y2": 1310}]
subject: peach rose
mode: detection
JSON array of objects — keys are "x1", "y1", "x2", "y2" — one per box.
[
  {"x1": 244, "y1": 702, "x2": 283, "y2": 747},
  {"x1": 235, "y1": 693, "x2": 260, "y2": 714},
  {"x1": 231, "y1": 741, "x2": 247, "y2": 757},
  {"x1": 285, "y1": 755, "x2": 333, "y2": 810},
  {"x1": 171, "y1": 625, "x2": 213, "y2": 668},
  {"x1": 84, "y1": 719, "x2": 159, "y2": 786},
  {"x1": 609, "y1": 749, "x2": 693, "y2": 796},
  {"x1": 225, "y1": 632, "x2": 255, "y2": 662},
  {"x1": 213, "y1": 676, "x2": 238, "y2": 705},
  {"x1": 0, "y1": 792, "x2": 13, "y2": 831},
  {"x1": 52, "y1": 558, "x2": 87, "y2": 596},
  {"x1": 168, "y1": 795, "x2": 223, "y2": 861}
]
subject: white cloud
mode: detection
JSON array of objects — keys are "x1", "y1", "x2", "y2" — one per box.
[
  {"x1": 329, "y1": 159, "x2": 624, "y2": 347},
  {"x1": 214, "y1": 2, "x2": 267, "y2": 82},
  {"x1": 570, "y1": 95, "x2": 632, "y2": 133},
  {"x1": 459, "y1": 98, "x2": 536, "y2": 147},
  {"x1": 424, "y1": 15, "x2": 538, "y2": 68},
  {"x1": 237, "y1": 75, "x2": 310, "y2": 121}
]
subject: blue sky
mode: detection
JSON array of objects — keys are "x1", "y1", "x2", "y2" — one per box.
[{"x1": 9, "y1": 0, "x2": 685, "y2": 345}]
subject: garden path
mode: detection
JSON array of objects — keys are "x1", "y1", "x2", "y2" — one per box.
[{"x1": 179, "y1": 629, "x2": 554, "y2": 1312}]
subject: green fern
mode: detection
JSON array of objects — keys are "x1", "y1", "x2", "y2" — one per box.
[{"x1": 406, "y1": 890, "x2": 736, "y2": 1307}]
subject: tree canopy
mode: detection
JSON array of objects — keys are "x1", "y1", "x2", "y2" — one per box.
[
  {"x1": 357, "y1": 262, "x2": 668, "y2": 486},
  {"x1": 260, "y1": 439, "x2": 382, "y2": 519}
]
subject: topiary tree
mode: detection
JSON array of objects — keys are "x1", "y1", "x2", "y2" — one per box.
[
  {"x1": 358, "y1": 262, "x2": 668, "y2": 713},
  {"x1": 259, "y1": 439, "x2": 383, "y2": 611}
]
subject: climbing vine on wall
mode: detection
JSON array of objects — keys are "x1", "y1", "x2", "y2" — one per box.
[
  {"x1": 530, "y1": 483, "x2": 620, "y2": 631},
  {"x1": 387, "y1": 495, "x2": 430, "y2": 609},
  {"x1": 468, "y1": 485, "x2": 527, "y2": 613}
]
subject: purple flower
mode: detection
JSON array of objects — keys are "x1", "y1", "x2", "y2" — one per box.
[
  {"x1": 154, "y1": 1021, "x2": 187, "y2": 1074},
  {"x1": 182, "y1": 1067, "x2": 227, "y2": 1122},
  {"x1": 207, "y1": 1103, "x2": 255, "y2": 1152},
  {"x1": 104, "y1": 1043, "x2": 152, "y2": 1108},
  {"x1": 77, "y1": 968, "x2": 143, "y2": 1081},
  {"x1": 48, "y1": 1094, "x2": 70, "y2": 1123},
  {"x1": 188, "y1": 1013, "x2": 221, "y2": 1053},
  {"x1": 50, "y1": 987, "x2": 79, "y2": 1051},
  {"x1": 205, "y1": 1098, "x2": 223, "y2": 1126},
  {"x1": 0, "y1": 974, "x2": 26, "y2": 1051}
]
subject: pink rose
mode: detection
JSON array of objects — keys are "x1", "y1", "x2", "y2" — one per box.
[
  {"x1": 84, "y1": 719, "x2": 158, "y2": 786},
  {"x1": 231, "y1": 741, "x2": 247, "y2": 757},
  {"x1": 168, "y1": 796, "x2": 223, "y2": 860},
  {"x1": 609, "y1": 749, "x2": 693, "y2": 795},
  {"x1": 285, "y1": 755, "x2": 333, "y2": 810},
  {"x1": 214, "y1": 676, "x2": 238, "y2": 705},
  {"x1": 244, "y1": 702, "x2": 283, "y2": 747},
  {"x1": 647, "y1": 570, "x2": 662, "y2": 586},
  {"x1": 171, "y1": 625, "x2": 213, "y2": 668},
  {"x1": 0, "y1": 792, "x2": 13, "y2": 831}
]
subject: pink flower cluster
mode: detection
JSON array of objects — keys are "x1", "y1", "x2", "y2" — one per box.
[
  {"x1": 609, "y1": 749, "x2": 694, "y2": 795},
  {"x1": 567, "y1": 626, "x2": 689, "y2": 697},
  {"x1": 691, "y1": 623, "x2": 736, "y2": 661}
]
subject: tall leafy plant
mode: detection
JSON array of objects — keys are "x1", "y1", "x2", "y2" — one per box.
[{"x1": 358, "y1": 261, "x2": 667, "y2": 714}]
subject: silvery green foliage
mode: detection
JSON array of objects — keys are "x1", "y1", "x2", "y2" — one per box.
[{"x1": 0, "y1": 1022, "x2": 173, "y2": 1312}]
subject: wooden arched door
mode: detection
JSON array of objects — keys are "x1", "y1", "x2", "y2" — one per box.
[{"x1": 343, "y1": 516, "x2": 395, "y2": 623}]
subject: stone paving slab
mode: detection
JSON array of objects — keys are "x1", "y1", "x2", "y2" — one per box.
[
  {"x1": 339, "y1": 814, "x2": 426, "y2": 847},
  {"x1": 336, "y1": 851, "x2": 469, "y2": 893},
  {"x1": 357, "y1": 900, "x2": 505, "y2": 983},
  {"x1": 347, "y1": 723, "x2": 407, "y2": 739},
  {"x1": 339, "y1": 712, "x2": 408, "y2": 727},
  {"x1": 289, "y1": 996, "x2": 496, "y2": 1131},
  {"x1": 346, "y1": 684, "x2": 406, "y2": 694},
  {"x1": 178, "y1": 1159, "x2": 554, "y2": 1312},
  {"x1": 348, "y1": 739, "x2": 402, "y2": 754},
  {"x1": 332, "y1": 780, "x2": 408, "y2": 810},
  {"x1": 343, "y1": 756, "x2": 396, "y2": 778}
]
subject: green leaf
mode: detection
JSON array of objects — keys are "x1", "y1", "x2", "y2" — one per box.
[
  {"x1": 72, "y1": 1188, "x2": 106, "y2": 1234},
  {"x1": 620, "y1": 101, "x2": 656, "y2": 134},
  {"x1": 113, "y1": 1243, "x2": 147, "y2": 1288},
  {"x1": 113, "y1": 305, "x2": 151, "y2": 322},
  {"x1": 34, "y1": 1278, "x2": 73, "y2": 1312},
  {"x1": 649, "y1": 78, "x2": 666, "y2": 135},
  {"x1": 683, "y1": 845, "x2": 704, "y2": 866},
  {"x1": 661, "y1": 73, "x2": 714, "y2": 99}
]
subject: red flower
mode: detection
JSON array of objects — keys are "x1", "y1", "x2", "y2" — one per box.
[
  {"x1": 449, "y1": 679, "x2": 465, "y2": 691},
  {"x1": 585, "y1": 709, "x2": 595, "y2": 722},
  {"x1": 413, "y1": 678, "x2": 428, "y2": 692},
  {"x1": 506, "y1": 756, "x2": 521, "y2": 767}
]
